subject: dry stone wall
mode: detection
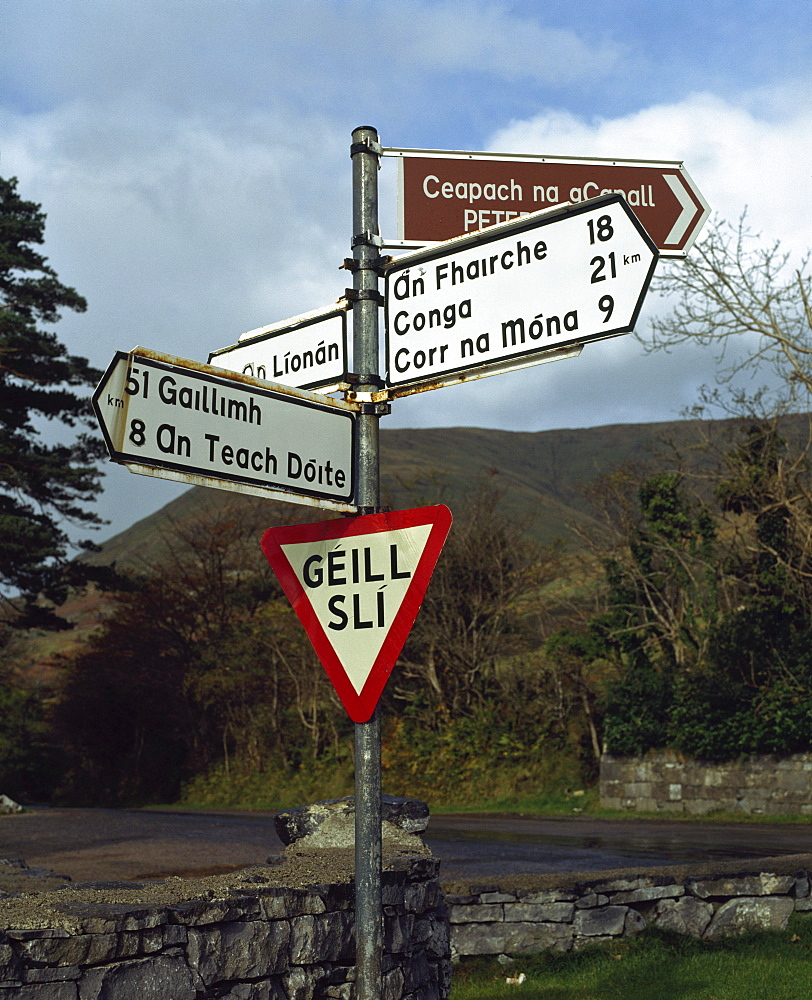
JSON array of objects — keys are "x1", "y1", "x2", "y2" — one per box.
[
  {"x1": 0, "y1": 853, "x2": 450, "y2": 1000},
  {"x1": 601, "y1": 751, "x2": 812, "y2": 815},
  {"x1": 447, "y1": 864, "x2": 812, "y2": 958}
]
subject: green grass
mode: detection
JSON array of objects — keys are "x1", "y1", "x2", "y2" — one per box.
[
  {"x1": 171, "y1": 765, "x2": 812, "y2": 824},
  {"x1": 451, "y1": 915, "x2": 812, "y2": 1000}
]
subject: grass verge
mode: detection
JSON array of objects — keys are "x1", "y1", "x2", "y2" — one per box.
[{"x1": 451, "y1": 915, "x2": 812, "y2": 1000}]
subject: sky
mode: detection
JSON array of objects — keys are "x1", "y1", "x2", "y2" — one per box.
[{"x1": 2, "y1": 0, "x2": 811, "y2": 545}]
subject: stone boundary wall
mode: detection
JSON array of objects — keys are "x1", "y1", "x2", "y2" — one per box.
[
  {"x1": 0, "y1": 853, "x2": 450, "y2": 1000},
  {"x1": 601, "y1": 751, "x2": 812, "y2": 815},
  {"x1": 447, "y1": 864, "x2": 812, "y2": 958}
]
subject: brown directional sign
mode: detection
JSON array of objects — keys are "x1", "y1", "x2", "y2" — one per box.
[{"x1": 385, "y1": 147, "x2": 709, "y2": 257}]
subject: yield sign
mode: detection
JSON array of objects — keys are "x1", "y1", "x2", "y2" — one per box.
[{"x1": 261, "y1": 506, "x2": 452, "y2": 722}]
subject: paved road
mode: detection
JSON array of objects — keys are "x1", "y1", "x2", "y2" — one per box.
[{"x1": 1, "y1": 808, "x2": 809, "y2": 883}]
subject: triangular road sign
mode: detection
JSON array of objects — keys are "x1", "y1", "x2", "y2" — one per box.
[{"x1": 261, "y1": 505, "x2": 452, "y2": 722}]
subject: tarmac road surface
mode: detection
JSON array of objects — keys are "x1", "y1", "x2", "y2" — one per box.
[{"x1": 1, "y1": 808, "x2": 810, "y2": 883}]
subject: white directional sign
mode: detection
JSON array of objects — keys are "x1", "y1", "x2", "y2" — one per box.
[
  {"x1": 92, "y1": 347, "x2": 358, "y2": 512},
  {"x1": 384, "y1": 193, "x2": 658, "y2": 396},
  {"x1": 208, "y1": 301, "x2": 349, "y2": 393}
]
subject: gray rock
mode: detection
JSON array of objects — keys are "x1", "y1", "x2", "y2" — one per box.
[
  {"x1": 0, "y1": 795, "x2": 23, "y2": 815},
  {"x1": 704, "y1": 896, "x2": 795, "y2": 940},
  {"x1": 573, "y1": 905, "x2": 628, "y2": 937},
  {"x1": 289, "y1": 911, "x2": 354, "y2": 965},
  {"x1": 187, "y1": 918, "x2": 290, "y2": 984},
  {"x1": 275, "y1": 795, "x2": 430, "y2": 848},
  {"x1": 452, "y1": 920, "x2": 572, "y2": 955},
  {"x1": 503, "y1": 902, "x2": 575, "y2": 923},
  {"x1": 650, "y1": 896, "x2": 713, "y2": 938},
  {"x1": 0, "y1": 929, "x2": 22, "y2": 982},
  {"x1": 77, "y1": 950, "x2": 197, "y2": 1000},
  {"x1": 5, "y1": 986, "x2": 78, "y2": 999},
  {"x1": 448, "y1": 903, "x2": 503, "y2": 923},
  {"x1": 688, "y1": 873, "x2": 796, "y2": 899}
]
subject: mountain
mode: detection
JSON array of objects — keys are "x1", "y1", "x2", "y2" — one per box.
[
  {"x1": 8, "y1": 413, "x2": 807, "y2": 683},
  {"x1": 82, "y1": 415, "x2": 772, "y2": 572}
]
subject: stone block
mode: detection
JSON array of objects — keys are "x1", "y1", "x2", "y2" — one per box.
[
  {"x1": 687, "y1": 874, "x2": 796, "y2": 899},
  {"x1": 403, "y1": 949, "x2": 431, "y2": 992},
  {"x1": 575, "y1": 894, "x2": 608, "y2": 908},
  {"x1": 77, "y1": 949, "x2": 197, "y2": 1000},
  {"x1": 589, "y1": 876, "x2": 668, "y2": 893},
  {"x1": 684, "y1": 799, "x2": 716, "y2": 815},
  {"x1": 22, "y1": 966, "x2": 81, "y2": 983},
  {"x1": 502, "y1": 902, "x2": 574, "y2": 923},
  {"x1": 650, "y1": 896, "x2": 713, "y2": 938},
  {"x1": 573, "y1": 906, "x2": 628, "y2": 937},
  {"x1": 289, "y1": 912, "x2": 354, "y2": 966},
  {"x1": 624, "y1": 781, "x2": 652, "y2": 797},
  {"x1": 187, "y1": 918, "x2": 290, "y2": 984},
  {"x1": 168, "y1": 896, "x2": 257, "y2": 927},
  {"x1": 611, "y1": 885, "x2": 684, "y2": 904},
  {"x1": 704, "y1": 896, "x2": 795, "y2": 940},
  {"x1": 0, "y1": 932, "x2": 21, "y2": 982},
  {"x1": 624, "y1": 909, "x2": 646, "y2": 935},
  {"x1": 448, "y1": 904, "x2": 502, "y2": 924},
  {"x1": 518, "y1": 888, "x2": 581, "y2": 903},
  {"x1": 423, "y1": 914, "x2": 451, "y2": 959},
  {"x1": 404, "y1": 882, "x2": 441, "y2": 913},
  {"x1": 385, "y1": 913, "x2": 416, "y2": 954},
  {"x1": 451, "y1": 921, "x2": 572, "y2": 956},
  {"x1": 281, "y1": 962, "x2": 332, "y2": 1000},
  {"x1": 383, "y1": 965, "x2": 405, "y2": 1000}
]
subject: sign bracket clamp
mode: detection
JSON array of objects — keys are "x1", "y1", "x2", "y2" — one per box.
[
  {"x1": 344, "y1": 287, "x2": 385, "y2": 306},
  {"x1": 341, "y1": 254, "x2": 393, "y2": 275}
]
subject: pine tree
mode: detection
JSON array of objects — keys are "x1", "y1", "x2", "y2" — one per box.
[{"x1": 0, "y1": 175, "x2": 106, "y2": 626}]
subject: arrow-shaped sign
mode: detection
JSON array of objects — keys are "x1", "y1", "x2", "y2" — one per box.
[
  {"x1": 384, "y1": 194, "x2": 658, "y2": 396},
  {"x1": 209, "y1": 300, "x2": 350, "y2": 394},
  {"x1": 92, "y1": 347, "x2": 358, "y2": 512},
  {"x1": 384, "y1": 147, "x2": 709, "y2": 257},
  {"x1": 261, "y1": 506, "x2": 452, "y2": 722}
]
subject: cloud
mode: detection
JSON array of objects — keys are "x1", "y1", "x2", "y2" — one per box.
[
  {"x1": 489, "y1": 88, "x2": 812, "y2": 257},
  {"x1": 2, "y1": 4, "x2": 809, "y2": 542},
  {"x1": 390, "y1": 1, "x2": 622, "y2": 84},
  {"x1": 1, "y1": 98, "x2": 350, "y2": 367}
]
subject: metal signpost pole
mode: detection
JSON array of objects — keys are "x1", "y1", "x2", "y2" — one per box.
[{"x1": 350, "y1": 125, "x2": 384, "y2": 1000}]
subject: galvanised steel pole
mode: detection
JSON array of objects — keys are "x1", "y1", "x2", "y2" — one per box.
[{"x1": 350, "y1": 124, "x2": 384, "y2": 1000}]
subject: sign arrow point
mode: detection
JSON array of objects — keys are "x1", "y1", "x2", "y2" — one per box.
[{"x1": 663, "y1": 173, "x2": 699, "y2": 246}]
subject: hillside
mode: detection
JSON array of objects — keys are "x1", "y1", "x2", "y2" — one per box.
[
  {"x1": 9, "y1": 413, "x2": 807, "y2": 682},
  {"x1": 83, "y1": 417, "x2": 735, "y2": 573}
]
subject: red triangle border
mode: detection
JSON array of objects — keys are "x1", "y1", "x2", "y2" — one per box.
[{"x1": 261, "y1": 505, "x2": 452, "y2": 722}]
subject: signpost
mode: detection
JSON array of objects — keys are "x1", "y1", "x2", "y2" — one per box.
[
  {"x1": 384, "y1": 194, "x2": 658, "y2": 396},
  {"x1": 260, "y1": 506, "x2": 452, "y2": 723},
  {"x1": 92, "y1": 347, "x2": 358, "y2": 512},
  {"x1": 91, "y1": 125, "x2": 683, "y2": 1000},
  {"x1": 384, "y1": 147, "x2": 709, "y2": 257},
  {"x1": 209, "y1": 300, "x2": 349, "y2": 393}
]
